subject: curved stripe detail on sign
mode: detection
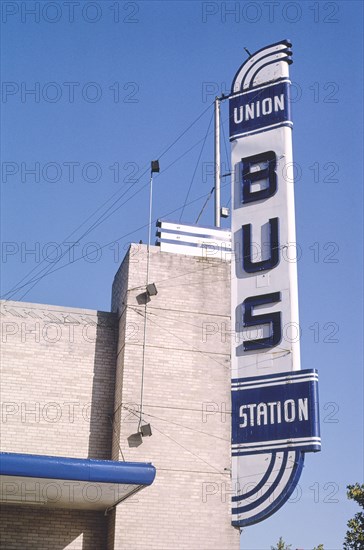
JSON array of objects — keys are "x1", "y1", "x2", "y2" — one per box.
[
  {"x1": 231, "y1": 452, "x2": 276, "y2": 502},
  {"x1": 231, "y1": 40, "x2": 292, "y2": 93},
  {"x1": 232, "y1": 451, "x2": 304, "y2": 526}
]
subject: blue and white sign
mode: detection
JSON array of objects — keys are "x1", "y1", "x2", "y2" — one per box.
[
  {"x1": 232, "y1": 370, "x2": 320, "y2": 455},
  {"x1": 229, "y1": 80, "x2": 291, "y2": 139},
  {"x1": 155, "y1": 220, "x2": 231, "y2": 260},
  {"x1": 229, "y1": 40, "x2": 321, "y2": 527}
]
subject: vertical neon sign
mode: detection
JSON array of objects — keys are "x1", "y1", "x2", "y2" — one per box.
[{"x1": 229, "y1": 40, "x2": 321, "y2": 527}]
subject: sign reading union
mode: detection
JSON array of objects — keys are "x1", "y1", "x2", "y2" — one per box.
[
  {"x1": 229, "y1": 80, "x2": 291, "y2": 138},
  {"x1": 229, "y1": 40, "x2": 321, "y2": 527}
]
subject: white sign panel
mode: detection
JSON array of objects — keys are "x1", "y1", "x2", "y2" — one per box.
[
  {"x1": 229, "y1": 40, "x2": 320, "y2": 527},
  {"x1": 156, "y1": 220, "x2": 231, "y2": 261}
]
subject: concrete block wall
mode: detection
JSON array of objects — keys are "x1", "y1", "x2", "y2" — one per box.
[
  {"x1": 110, "y1": 244, "x2": 239, "y2": 550},
  {"x1": 0, "y1": 243, "x2": 240, "y2": 549},
  {"x1": 0, "y1": 300, "x2": 117, "y2": 549},
  {"x1": 0, "y1": 506, "x2": 107, "y2": 550}
]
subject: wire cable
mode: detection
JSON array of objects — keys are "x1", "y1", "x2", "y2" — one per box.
[
  {"x1": 3, "y1": 147, "x2": 281, "y2": 300},
  {"x1": 179, "y1": 109, "x2": 214, "y2": 221},
  {"x1": 157, "y1": 101, "x2": 214, "y2": 162},
  {"x1": 221, "y1": 114, "x2": 231, "y2": 174},
  {"x1": 3, "y1": 102, "x2": 214, "y2": 302},
  {"x1": 122, "y1": 405, "x2": 229, "y2": 442},
  {"x1": 107, "y1": 415, "x2": 125, "y2": 461},
  {"x1": 128, "y1": 304, "x2": 291, "y2": 370},
  {"x1": 2, "y1": 179, "x2": 231, "y2": 299},
  {"x1": 15, "y1": 179, "x2": 151, "y2": 302},
  {"x1": 129, "y1": 305, "x2": 230, "y2": 371},
  {"x1": 195, "y1": 185, "x2": 215, "y2": 224},
  {"x1": 122, "y1": 405, "x2": 226, "y2": 475}
]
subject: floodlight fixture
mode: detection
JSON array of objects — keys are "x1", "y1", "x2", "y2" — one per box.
[
  {"x1": 146, "y1": 283, "x2": 158, "y2": 297},
  {"x1": 140, "y1": 423, "x2": 152, "y2": 437},
  {"x1": 151, "y1": 160, "x2": 160, "y2": 174}
]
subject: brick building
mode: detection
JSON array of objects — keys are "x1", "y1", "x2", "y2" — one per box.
[{"x1": 0, "y1": 243, "x2": 239, "y2": 549}]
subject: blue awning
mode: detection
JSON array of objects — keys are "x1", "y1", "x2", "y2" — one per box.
[{"x1": 0, "y1": 452, "x2": 156, "y2": 511}]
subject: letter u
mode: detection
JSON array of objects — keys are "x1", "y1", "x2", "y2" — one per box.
[
  {"x1": 234, "y1": 107, "x2": 243, "y2": 124},
  {"x1": 242, "y1": 217, "x2": 280, "y2": 273}
]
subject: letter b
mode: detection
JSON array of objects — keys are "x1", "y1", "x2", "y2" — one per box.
[{"x1": 242, "y1": 151, "x2": 277, "y2": 203}]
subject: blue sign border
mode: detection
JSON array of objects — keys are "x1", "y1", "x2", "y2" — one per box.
[
  {"x1": 232, "y1": 369, "x2": 321, "y2": 455},
  {"x1": 229, "y1": 80, "x2": 292, "y2": 139}
]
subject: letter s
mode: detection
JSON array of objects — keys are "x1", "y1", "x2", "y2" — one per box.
[
  {"x1": 243, "y1": 292, "x2": 282, "y2": 351},
  {"x1": 239, "y1": 405, "x2": 248, "y2": 428}
]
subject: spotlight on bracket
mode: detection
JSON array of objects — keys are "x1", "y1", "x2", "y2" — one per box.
[
  {"x1": 146, "y1": 283, "x2": 158, "y2": 297},
  {"x1": 151, "y1": 160, "x2": 160, "y2": 174},
  {"x1": 221, "y1": 206, "x2": 230, "y2": 218},
  {"x1": 140, "y1": 423, "x2": 152, "y2": 437}
]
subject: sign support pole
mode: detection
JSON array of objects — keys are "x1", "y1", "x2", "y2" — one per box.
[
  {"x1": 139, "y1": 161, "x2": 159, "y2": 432},
  {"x1": 214, "y1": 96, "x2": 221, "y2": 228}
]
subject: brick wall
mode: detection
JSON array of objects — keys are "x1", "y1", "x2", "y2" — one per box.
[
  {"x1": 109, "y1": 244, "x2": 239, "y2": 550},
  {"x1": 0, "y1": 301, "x2": 116, "y2": 459},
  {"x1": 0, "y1": 506, "x2": 107, "y2": 549},
  {"x1": 0, "y1": 300, "x2": 117, "y2": 548},
  {"x1": 0, "y1": 244, "x2": 240, "y2": 549}
]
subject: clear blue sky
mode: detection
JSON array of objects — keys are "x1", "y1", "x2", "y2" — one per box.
[{"x1": 1, "y1": 1, "x2": 363, "y2": 548}]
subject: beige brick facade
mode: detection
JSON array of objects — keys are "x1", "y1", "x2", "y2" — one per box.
[
  {"x1": 0, "y1": 507, "x2": 107, "y2": 549},
  {"x1": 109, "y1": 245, "x2": 239, "y2": 550},
  {"x1": 0, "y1": 244, "x2": 240, "y2": 550},
  {"x1": 0, "y1": 301, "x2": 117, "y2": 460},
  {"x1": 1, "y1": 301, "x2": 116, "y2": 549}
]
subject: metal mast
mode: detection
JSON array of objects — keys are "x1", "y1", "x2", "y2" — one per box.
[{"x1": 214, "y1": 96, "x2": 221, "y2": 227}]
